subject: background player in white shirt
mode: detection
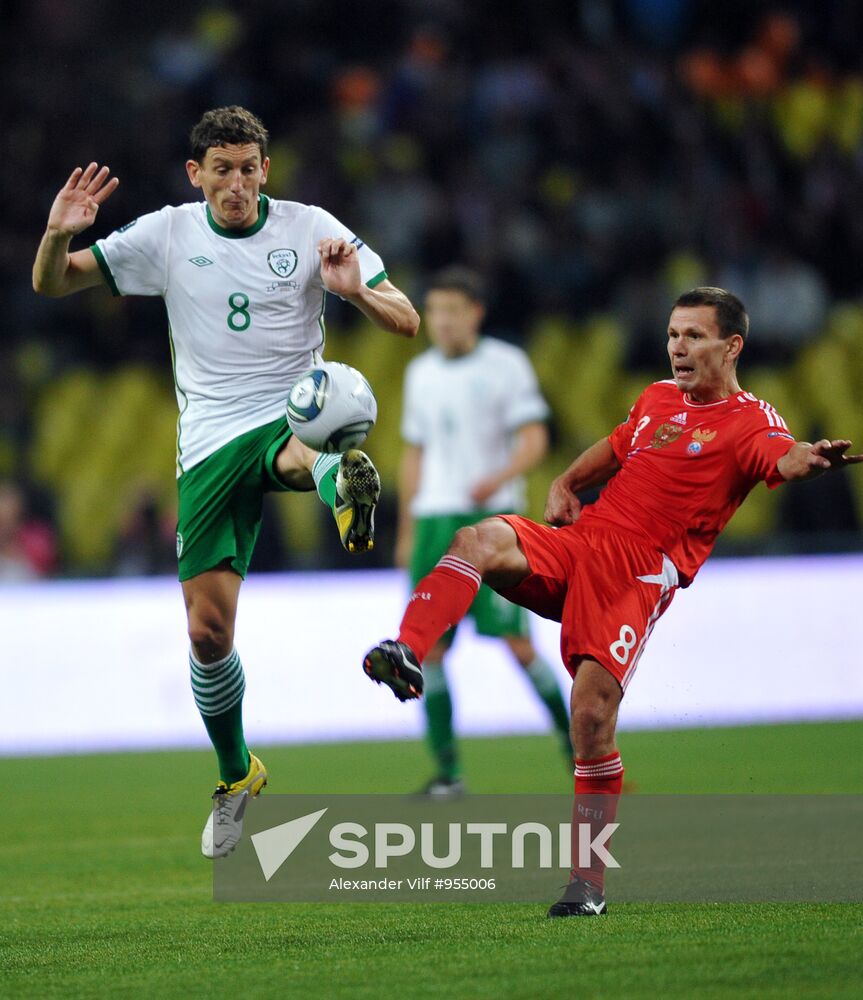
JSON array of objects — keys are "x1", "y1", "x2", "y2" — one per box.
[
  {"x1": 33, "y1": 106, "x2": 419, "y2": 856},
  {"x1": 397, "y1": 267, "x2": 571, "y2": 796}
]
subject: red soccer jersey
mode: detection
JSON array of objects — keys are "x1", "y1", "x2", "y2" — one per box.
[{"x1": 579, "y1": 380, "x2": 796, "y2": 585}]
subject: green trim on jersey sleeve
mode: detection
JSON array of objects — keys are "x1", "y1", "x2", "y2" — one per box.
[
  {"x1": 90, "y1": 244, "x2": 120, "y2": 297},
  {"x1": 167, "y1": 322, "x2": 190, "y2": 475},
  {"x1": 366, "y1": 270, "x2": 388, "y2": 289},
  {"x1": 317, "y1": 289, "x2": 326, "y2": 353},
  {"x1": 205, "y1": 194, "x2": 270, "y2": 239}
]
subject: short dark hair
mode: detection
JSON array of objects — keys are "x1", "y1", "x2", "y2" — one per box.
[
  {"x1": 673, "y1": 286, "x2": 749, "y2": 341},
  {"x1": 426, "y1": 266, "x2": 486, "y2": 304},
  {"x1": 189, "y1": 106, "x2": 269, "y2": 163}
]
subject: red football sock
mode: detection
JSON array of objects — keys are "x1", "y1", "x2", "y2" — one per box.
[
  {"x1": 397, "y1": 556, "x2": 481, "y2": 664},
  {"x1": 571, "y1": 751, "x2": 624, "y2": 893}
]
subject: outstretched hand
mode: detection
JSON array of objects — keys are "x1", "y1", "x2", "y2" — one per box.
[
  {"x1": 778, "y1": 438, "x2": 863, "y2": 482},
  {"x1": 807, "y1": 439, "x2": 863, "y2": 473},
  {"x1": 544, "y1": 475, "x2": 583, "y2": 526},
  {"x1": 318, "y1": 238, "x2": 362, "y2": 297},
  {"x1": 48, "y1": 164, "x2": 119, "y2": 238}
]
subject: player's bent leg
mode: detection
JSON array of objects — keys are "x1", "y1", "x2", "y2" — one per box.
[{"x1": 201, "y1": 752, "x2": 269, "y2": 860}]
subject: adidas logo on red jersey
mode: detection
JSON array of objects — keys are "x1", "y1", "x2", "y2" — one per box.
[{"x1": 670, "y1": 412, "x2": 688, "y2": 425}]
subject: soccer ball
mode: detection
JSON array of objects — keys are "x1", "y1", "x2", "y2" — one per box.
[{"x1": 286, "y1": 361, "x2": 377, "y2": 453}]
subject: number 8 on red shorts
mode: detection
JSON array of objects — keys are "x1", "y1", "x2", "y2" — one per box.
[{"x1": 497, "y1": 516, "x2": 679, "y2": 690}]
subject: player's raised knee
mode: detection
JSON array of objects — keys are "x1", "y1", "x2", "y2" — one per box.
[
  {"x1": 448, "y1": 517, "x2": 527, "y2": 584},
  {"x1": 449, "y1": 520, "x2": 501, "y2": 569},
  {"x1": 449, "y1": 524, "x2": 482, "y2": 559}
]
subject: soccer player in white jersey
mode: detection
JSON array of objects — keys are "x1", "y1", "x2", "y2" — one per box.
[
  {"x1": 396, "y1": 267, "x2": 572, "y2": 796},
  {"x1": 32, "y1": 106, "x2": 419, "y2": 858}
]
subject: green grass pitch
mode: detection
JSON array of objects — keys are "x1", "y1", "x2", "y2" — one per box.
[{"x1": 2, "y1": 722, "x2": 861, "y2": 999}]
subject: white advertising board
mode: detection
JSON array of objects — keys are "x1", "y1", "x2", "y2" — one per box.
[{"x1": 2, "y1": 555, "x2": 861, "y2": 755}]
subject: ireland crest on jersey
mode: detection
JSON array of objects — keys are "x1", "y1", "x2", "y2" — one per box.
[{"x1": 267, "y1": 249, "x2": 298, "y2": 278}]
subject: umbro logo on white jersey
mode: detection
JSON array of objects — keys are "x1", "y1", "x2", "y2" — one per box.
[
  {"x1": 189, "y1": 256, "x2": 214, "y2": 267},
  {"x1": 670, "y1": 412, "x2": 688, "y2": 425}
]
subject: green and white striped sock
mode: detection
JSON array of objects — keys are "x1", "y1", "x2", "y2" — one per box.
[
  {"x1": 190, "y1": 648, "x2": 250, "y2": 784},
  {"x1": 312, "y1": 453, "x2": 341, "y2": 510}
]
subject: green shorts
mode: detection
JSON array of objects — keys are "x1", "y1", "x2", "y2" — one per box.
[
  {"x1": 176, "y1": 417, "x2": 293, "y2": 582},
  {"x1": 410, "y1": 513, "x2": 530, "y2": 641}
]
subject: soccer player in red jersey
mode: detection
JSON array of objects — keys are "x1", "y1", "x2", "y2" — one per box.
[{"x1": 363, "y1": 286, "x2": 863, "y2": 917}]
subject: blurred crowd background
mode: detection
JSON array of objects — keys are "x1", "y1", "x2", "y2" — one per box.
[{"x1": 2, "y1": 0, "x2": 862, "y2": 580}]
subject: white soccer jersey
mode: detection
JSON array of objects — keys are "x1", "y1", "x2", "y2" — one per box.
[
  {"x1": 401, "y1": 337, "x2": 549, "y2": 516},
  {"x1": 92, "y1": 196, "x2": 386, "y2": 473}
]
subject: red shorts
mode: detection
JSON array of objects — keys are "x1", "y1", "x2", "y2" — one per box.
[{"x1": 497, "y1": 516, "x2": 678, "y2": 690}]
